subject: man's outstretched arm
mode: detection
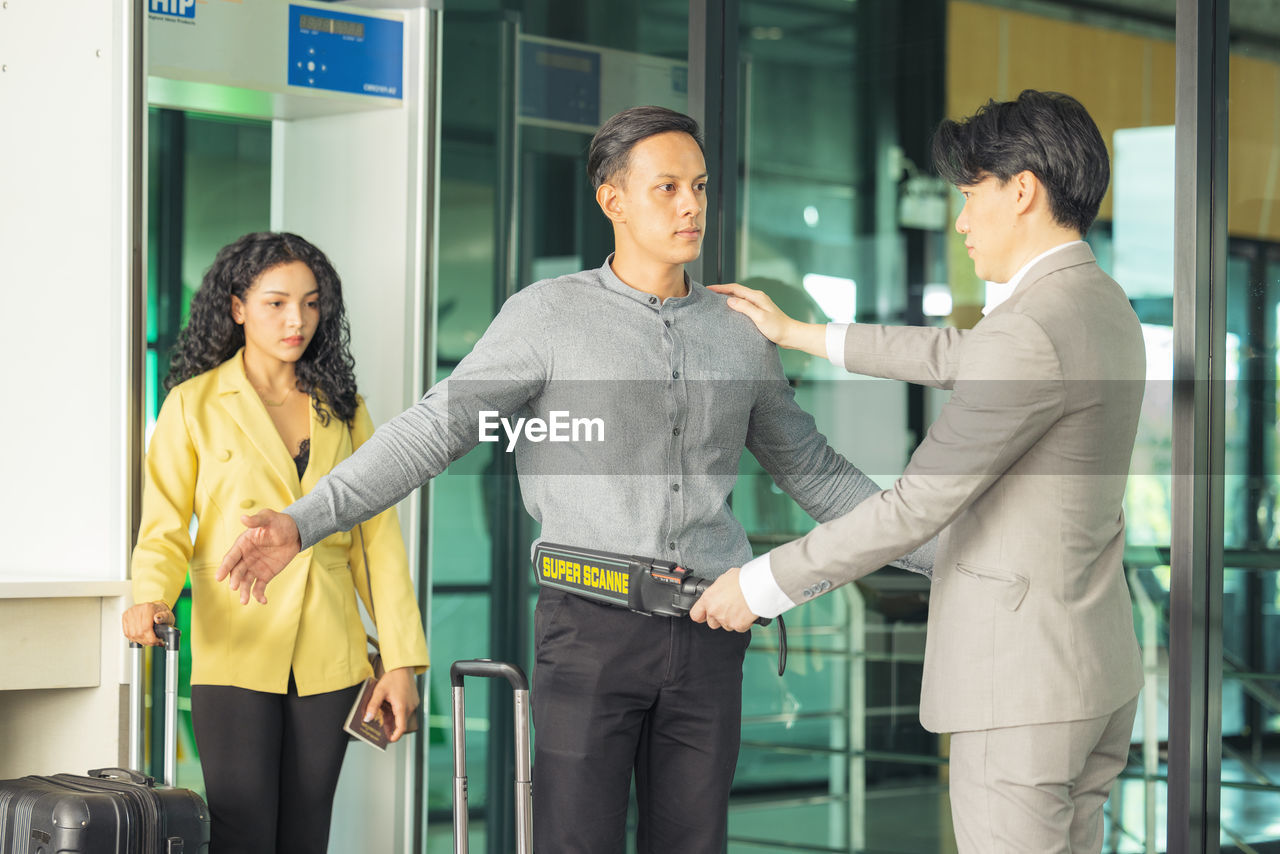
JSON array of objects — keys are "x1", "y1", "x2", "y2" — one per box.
[
  {"x1": 699, "y1": 311, "x2": 1066, "y2": 630},
  {"x1": 216, "y1": 287, "x2": 552, "y2": 603},
  {"x1": 743, "y1": 345, "x2": 936, "y2": 578}
]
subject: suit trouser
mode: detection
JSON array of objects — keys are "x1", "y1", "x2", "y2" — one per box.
[
  {"x1": 191, "y1": 675, "x2": 361, "y2": 854},
  {"x1": 948, "y1": 693, "x2": 1140, "y2": 854},
  {"x1": 531, "y1": 589, "x2": 751, "y2": 854}
]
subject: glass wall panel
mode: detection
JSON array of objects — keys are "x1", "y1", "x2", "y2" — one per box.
[
  {"x1": 730, "y1": 1, "x2": 1175, "y2": 850},
  {"x1": 1219, "y1": 13, "x2": 1280, "y2": 848}
]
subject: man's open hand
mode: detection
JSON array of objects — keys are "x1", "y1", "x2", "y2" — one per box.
[
  {"x1": 215, "y1": 509, "x2": 301, "y2": 605},
  {"x1": 689, "y1": 567, "x2": 760, "y2": 632}
]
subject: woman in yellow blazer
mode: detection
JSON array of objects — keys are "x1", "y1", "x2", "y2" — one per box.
[{"x1": 121, "y1": 232, "x2": 429, "y2": 854}]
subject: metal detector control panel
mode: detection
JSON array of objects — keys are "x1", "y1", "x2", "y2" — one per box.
[{"x1": 287, "y1": 5, "x2": 403, "y2": 99}]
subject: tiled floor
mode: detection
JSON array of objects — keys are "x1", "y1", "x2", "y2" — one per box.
[{"x1": 425, "y1": 764, "x2": 1280, "y2": 853}]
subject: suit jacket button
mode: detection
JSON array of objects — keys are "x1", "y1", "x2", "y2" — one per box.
[
  {"x1": 241, "y1": 499, "x2": 254, "y2": 509},
  {"x1": 818, "y1": 580, "x2": 831, "y2": 592}
]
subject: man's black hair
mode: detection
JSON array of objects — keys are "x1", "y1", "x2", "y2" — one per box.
[
  {"x1": 931, "y1": 90, "x2": 1110, "y2": 235},
  {"x1": 587, "y1": 106, "x2": 705, "y2": 190}
]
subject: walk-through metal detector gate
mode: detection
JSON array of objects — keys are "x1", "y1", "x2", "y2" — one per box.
[{"x1": 141, "y1": 3, "x2": 434, "y2": 851}]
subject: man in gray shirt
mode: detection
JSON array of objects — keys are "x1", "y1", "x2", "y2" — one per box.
[{"x1": 218, "y1": 106, "x2": 929, "y2": 853}]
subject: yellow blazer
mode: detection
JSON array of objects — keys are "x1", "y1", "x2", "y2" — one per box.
[{"x1": 131, "y1": 351, "x2": 429, "y2": 695}]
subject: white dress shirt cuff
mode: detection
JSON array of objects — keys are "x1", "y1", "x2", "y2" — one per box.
[
  {"x1": 738, "y1": 552, "x2": 796, "y2": 620},
  {"x1": 825, "y1": 323, "x2": 850, "y2": 368}
]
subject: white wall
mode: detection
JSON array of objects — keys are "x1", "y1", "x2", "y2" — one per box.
[
  {"x1": 0, "y1": 0, "x2": 136, "y2": 777},
  {"x1": 0, "y1": 0, "x2": 136, "y2": 583}
]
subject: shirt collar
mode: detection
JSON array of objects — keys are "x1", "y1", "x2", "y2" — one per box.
[{"x1": 598, "y1": 254, "x2": 700, "y2": 309}]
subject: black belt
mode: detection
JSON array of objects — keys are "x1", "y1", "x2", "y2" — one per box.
[{"x1": 532, "y1": 542, "x2": 787, "y2": 675}]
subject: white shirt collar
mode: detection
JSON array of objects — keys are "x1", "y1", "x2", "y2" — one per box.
[
  {"x1": 983, "y1": 240, "x2": 1083, "y2": 314},
  {"x1": 1005, "y1": 240, "x2": 1084, "y2": 290}
]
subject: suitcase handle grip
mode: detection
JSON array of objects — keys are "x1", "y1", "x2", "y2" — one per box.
[
  {"x1": 126, "y1": 623, "x2": 181, "y2": 651},
  {"x1": 88, "y1": 767, "x2": 155, "y2": 787},
  {"x1": 450, "y1": 659, "x2": 528, "y2": 691}
]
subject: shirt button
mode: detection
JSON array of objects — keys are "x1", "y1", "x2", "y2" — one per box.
[
  {"x1": 240, "y1": 499, "x2": 255, "y2": 509},
  {"x1": 672, "y1": 370, "x2": 680, "y2": 379},
  {"x1": 648, "y1": 296, "x2": 657, "y2": 305},
  {"x1": 218, "y1": 449, "x2": 232, "y2": 462},
  {"x1": 668, "y1": 541, "x2": 676, "y2": 550},
  {"x1": 664, "y1": 320, "x2": 671, "y2": 327},
  {"x1": 672, "y1": 427, "x2": 680, "y2": 436},
  {"x1": 671, "y1": 483, "x2": 680, "y2": 492}
]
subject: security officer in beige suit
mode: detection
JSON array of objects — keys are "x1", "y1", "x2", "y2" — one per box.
[{"x1": 693, "y1": 90, "x2": 1144, "y2": 853}]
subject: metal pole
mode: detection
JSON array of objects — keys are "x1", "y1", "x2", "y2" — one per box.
[
  {"x1": 452, "y1": 685, "x2": 470, "y2": 854},
  {"x1": 513, "y1": 688, "x2": 533, "y2": 854},
  {"x1": 129, "y1": 643, "x2": 144, "y2": 773},
  {"x1": 163, "y1": 644, "x2": 179, "y2": 788},
  {"x1": 686, "y1": 0, "x2": 738, "y2": 287},
  {"x1": 147, "y1": 624, "x2": 183, "y2": 788},
  {"x1": 1170, "y1": 0, "x2": 1228, "y2": 851}
]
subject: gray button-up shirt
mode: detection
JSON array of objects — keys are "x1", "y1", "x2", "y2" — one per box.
[{"x1": 288, "y1": 257, "x2": 931, "y2": 577}]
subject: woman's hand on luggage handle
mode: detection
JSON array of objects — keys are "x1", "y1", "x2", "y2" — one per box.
[
  {"x1": 122, "y1": 601, "x2": 176, "y2": 646},
  {"x1": 215, "y1": 508, "x2": 302, "y2": 605},
  {"x1": 366, "y1": 666, "x2": 420, "y2": 743},
  {"x1": 706, "y1": 283, "x2": 829, "y2": 358}
]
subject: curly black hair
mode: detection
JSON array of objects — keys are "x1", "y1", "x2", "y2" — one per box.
[{"x1": 166, "y1": 232, "x2": 358, "y2": 426}]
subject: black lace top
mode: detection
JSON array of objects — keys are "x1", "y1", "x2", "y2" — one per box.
[{"x1": 293, "y1": 438, "x2": 310, "y2": 480}]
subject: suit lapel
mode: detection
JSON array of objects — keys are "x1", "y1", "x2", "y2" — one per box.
[
  {"x1": 215, "y1": 351, "x2": 302, "y2": 499},
  {"x1": 302, "y1": 395, "x2": 345, "y2": 494}
]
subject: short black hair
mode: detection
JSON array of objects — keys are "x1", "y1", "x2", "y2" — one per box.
[
  {"x1": 931, "y1": 90, "x2": 1110, "y2": 235},
  {"x1": 587, "y1": 106, "x2": 705, "y2": 189}
]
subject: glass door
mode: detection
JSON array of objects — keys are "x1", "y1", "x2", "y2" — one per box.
[
  {"x1": 1217, "y1": 15, "x2": 1280, "y2": 846},
  {"x1": 729, "y1": 2, "x2": 946, "y2": 850}
]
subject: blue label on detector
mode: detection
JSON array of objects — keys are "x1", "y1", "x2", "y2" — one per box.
[
  {"x1": 287, "y1": 5, "x2": 403, "y2": 99},
  {"x1": 149, "y1": 0, "x2": 196, "y2": 20}
]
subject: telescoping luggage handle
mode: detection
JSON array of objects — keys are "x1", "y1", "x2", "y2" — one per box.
[
  {"x1": 128, "y1": 624, "x2": 181, "y2": 788},
  {"x1": 450, "y1": 659, "x2": 532, "y2": 854}
]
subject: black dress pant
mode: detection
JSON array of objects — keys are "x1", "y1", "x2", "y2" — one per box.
[
  {"x1": 531, "y1": 589, "x2": 751, "y2": 854},
  {"x1": 191, "y1": 675, "x2": 360, "y2": 854}
]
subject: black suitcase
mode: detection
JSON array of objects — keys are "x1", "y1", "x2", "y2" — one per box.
[{"x1": 0, "y1": 625, "x2": 210, "y2": 853}]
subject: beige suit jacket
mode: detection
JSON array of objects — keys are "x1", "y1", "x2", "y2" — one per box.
[{"x1": 769, "y1": 243, "x2": 1144, "y2": 733}]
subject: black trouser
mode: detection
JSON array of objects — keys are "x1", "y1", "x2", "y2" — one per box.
[
  {"x1": 531, "y1": 589, "x2": 751, "y2": 854},
  {"x1": 191, "y1": 675, "x2": 360, "y2": 854}
]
